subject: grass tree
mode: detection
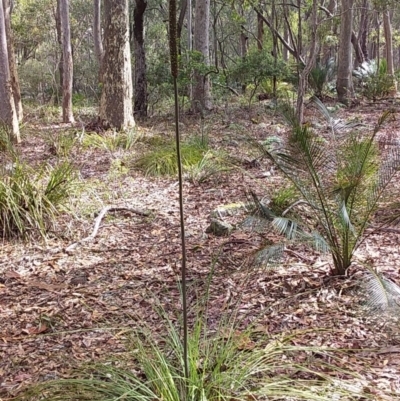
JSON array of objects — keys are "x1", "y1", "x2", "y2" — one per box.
[{"x1": 257, "y1": 99, "x2": 400, "y2": 276}]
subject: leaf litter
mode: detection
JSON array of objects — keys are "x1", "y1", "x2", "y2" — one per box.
[{"x1": 1, "y1": 102, "x2": 400, "y2": 399}]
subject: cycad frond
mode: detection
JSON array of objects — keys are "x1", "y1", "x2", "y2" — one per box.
[
  {"x1": 272, "y1": 216, "x2": 300, "y2": 240},
  {"x1": 254, "y1": 244, "x2": 285, "y2": 268},
  {"x1": 361, "y1": 269, "x2": 400, "y2": 313}
]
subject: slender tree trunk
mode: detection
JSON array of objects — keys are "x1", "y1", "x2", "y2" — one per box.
[
  {"x1": 0, "y1": 0, "x2": 19, "y2": 142},
  {"x1": 192, "y1": 0, "x2": 212, "y2": 112},
  {"x1": 257, "y1": 10, "x2": 264, "y2": 51},
  {"x1": 382, "y1": 11, "x2": 392, "y2": 73},
  {"x1": 134, "y1": 0, "x2": 147, "y2": 117},
  {"x1": 296, "y1": 0, "x2": 318, "y2": 123},
  {"x1": 59, "y1": 0, "x2": 74, "y2": 123},
  {"x1": 3, "y1": 0, "x2": 22, "y2": 122},
  {"x1": 100, "y1": 0, "x2": 135, "y2": 130},
  {"x1": 383, "y1": 8, "x2": 396, "y2": 91},
  {"x1": 177, "y1": 0, "x2": 187, "y2": 55},
  {"x1": 93, "y1": 0, "x2": 103, "y2": 67},
  {"x1": 336, "y1": 0, "x2": 354, "y2": 105},
  {"x1": 282, "y1": 24, "x2": 289, "y2": 62},
  {"x1": 55, "y1": 0, "x2": 63, "y2": 105},
  {"x1": 358, "y1": 0, "x2": 369, "y2": 62}
]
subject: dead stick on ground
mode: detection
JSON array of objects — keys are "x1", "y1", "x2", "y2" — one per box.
[{"x1": 65, "y1": 206, "x2": 150, "y2": 253}]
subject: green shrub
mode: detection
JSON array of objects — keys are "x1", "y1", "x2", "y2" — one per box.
[
  {"x1": 353, "y1": 59, "x2": 395, "y2": 100},
  {"x1": 309, "y1": 57, "x2": 335, "y2": 98}
]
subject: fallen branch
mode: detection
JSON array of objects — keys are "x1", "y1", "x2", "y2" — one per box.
[{"x1": 65, "y1": 206, "x2": 150, "y2": 253}]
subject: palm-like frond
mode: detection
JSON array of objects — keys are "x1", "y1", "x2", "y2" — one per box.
[
  {"x1": 254, "y1": 99, "x2": 396, "y2": 274},
  {"x1": 361, "y1": 268, "x2": 400, "y2": 314}
]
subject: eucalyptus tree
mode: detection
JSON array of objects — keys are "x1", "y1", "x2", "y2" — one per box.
[
  {"x1": 192, "y1": 0, "x2": 212, "y2": 112},
  {"x1": 133, "y1": 0, "x2": 148, "y2": 118},
  {"x1": 336, "y1": 0, "x2": 354, "y2": 104},
  {"x1": 3, "y1": 0, "x2": 23, "y2": 122},
  {"x1": 59, "y1": 0, "x2": 74, "y2": 123},
  {"x1": 0, "y1": 0, "x2": 19, "y2": 141},
  {"x1": 93, "y1": 0, "x2": 103, "y2": 67},
  {"x1": 100, "y1": 0, "x2": 135, "y2": 130}
]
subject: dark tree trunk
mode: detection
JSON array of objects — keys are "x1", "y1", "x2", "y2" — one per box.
[{"x1": 133, "y1": 0, "x2": 147, "y2": 118}]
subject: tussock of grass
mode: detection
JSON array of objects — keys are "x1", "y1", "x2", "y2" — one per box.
[
  {"x1": 83, "y1": 128, "x2": 141, "y2": 151},
  {"x1": 16, "y1": 308, "x2": 377, "y2": 401},
  {"x1": 134, "y1": 137, "x2": 209, "y2": 176},
  {"x1": 0, "y1": 158, "x2": 77, "y2": 238}
]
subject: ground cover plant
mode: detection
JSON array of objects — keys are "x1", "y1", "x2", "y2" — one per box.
[
  {"x1": 250, "y1": 99, "x2": 400, "y2": 276},
  {"x1": 1, "y1": 99, "x2": 400, "y2": 400}
]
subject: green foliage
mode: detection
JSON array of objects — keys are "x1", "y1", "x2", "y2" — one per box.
[
  {"x1": 83, "y1": 129, "x2": 140, "y2": 152},
  {"x1": 229, "y1": 49, "x2": 290, "y2": 98},
  {"x1": 134, "y1": 137, "x2": 209, "y2": 176},
  {"x1": 269, "y1": 184, "x2": 298, "y2": 215},
  {"x1": 0, "y1": 158, "x2": 76, "y2": 238},
  {"x1": 308, "y1": 57, "x2": 335, "y2": 98},
  {"x1": 45, "y1": 131, "x2": 79, "y2": 158},
  {"x1": 353, "y1": 59, "x2": 395, "y2": 100},
  {"x1": 185, "y1": 150, "x2": 231, "y2": 184},
  {"x1": 16, "y1": 305, "x2": 373, "y2": 400},
  {"x1": 256, "y1": 99, "x2": 400, "y2": 275}
]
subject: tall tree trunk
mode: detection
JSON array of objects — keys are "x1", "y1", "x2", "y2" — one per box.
[
  {"x1": 3, "y1": 0, "x2": 22, "y2": 122},
  {"x1": 0, "y1": 0, "x2": 19, "y2": 142},
  {"x1": 336, "y1": 0, "x2": 354, "y2": 105},
  {"x1": 383, "y1": 10, "x2": 393, "y2": 74},
  {"x1": 133, "y1": 0, "x2": 147, "y2": 118},
  {"x1": 55, "y1": 0, "x2": 63, "y2": 105},
  {"x1": 192, "y1": 0, "x2": 212, "y2": 112},
  {"x1": 177, "y1": 0, "x2": 187, "y2": 55},
  {"x1": 296, "y1": 0, "x2": 318, "y2": 123},
  {"x1": 93, "y1": 0, "x2": 103, "y2": 67},
  {"x1": 257, "y1": 10, "x2": 264, "y2": 51},
  {"x1": 59, "y1": 0, "x2": 74, "y2": 123},
  {"x1": 383, "y1": 8, "x2": 396, "y2": 91},
  {"x1": 100, "y1": 0, "x2": 135, "y2": 130},
  {"x1": 358, "y1": 0, "x2": 369, "y2": 62}
]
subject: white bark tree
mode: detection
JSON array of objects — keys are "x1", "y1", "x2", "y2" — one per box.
[
  {"x1": 383, "y1": 7, "x2": 397, "y2": 91},
  {"x1": 93, "y1": 0, "x2": 103, "y2": 66},
  {"x1": 192, "y1": 0, "x2": 212, "y2": 113},
  {"x1": 3, "y1": 0, "x2": 22, "y2": 122},
  {"x1": 100, "y1": 0, "x2": 135, "y2": 130},
  {"x1": 59, "y1": 0, "x2": 74, "y2": 123},
  {"x1": 0, "y1": 0, "x2": 19, "y2": 142}
]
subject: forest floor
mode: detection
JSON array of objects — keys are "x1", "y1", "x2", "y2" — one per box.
[{"x1": 1, "y1": 99, "x2": 400, "y2": 400}]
